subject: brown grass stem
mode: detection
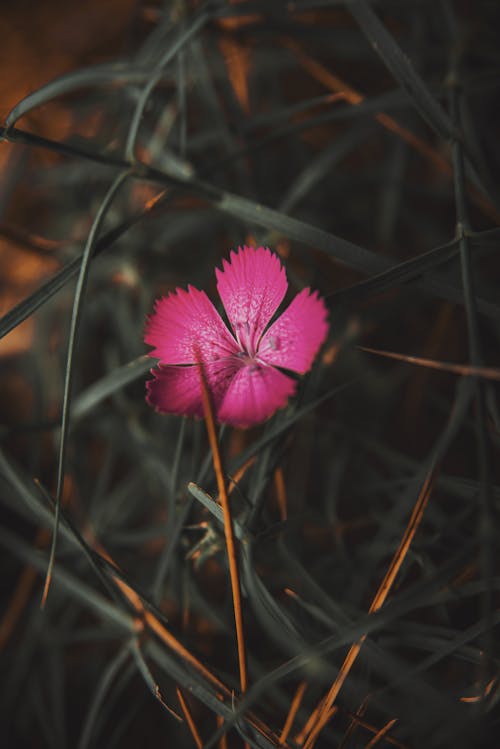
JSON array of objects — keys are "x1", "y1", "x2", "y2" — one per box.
[
  {"x1": 359, "y1": 345, "x2": 500, "y2": 381},
  {"x1": 279, "y1": 681, "x2": 307, "y2": 745},
  {"x1": 176, "y1": 686, "x2": 204, "y2": 749},
  {"x1": 197, "y1": 359, "x2": 248, "y2": 694},
  {"x1": 300, "y1": 469, "x2": 435, "y2": 748}
]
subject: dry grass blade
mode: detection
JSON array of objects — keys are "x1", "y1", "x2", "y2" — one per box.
[
  {"x1": 98, "y1": 554, "x2": 277, "y2": 745},
  {"x1": 299, "y1": 706, "x2": 338, "y2": 749},
  {"x1": 87, "y1": 532, "x2": 230, "y2": 693},
  {"x1": 364, "y1": 718, "x2": 398, "y2": 749},
  {"x1": 130, "y1": 639, "x2": 183, "y2": 721},
  {"x1": 279, "y1": 681, "x2": 307, "y2": 746},
  {"x1": 216, "y1": 715, "x2": 229, "y2": 749},
  {"x1": 197, "y1": 357, "x2": 248, "y2": 695},
  {"x1": 349, "y1": 714, "x2": 408, "y2": 749},
  {"x1": 338, "y1": 700, "x2": 369, "y2": 749},
  {"x1": 273, "y1": 467, "x2": 288, "y2": 523},
  {"x1": 219, "y1": 35, "x2": 251, "y2": 114},
  {"x1": 359, "y1": 346, "x2": 500, "y2": 381},
  {"x1": 176, "y1": 686, "x2": 204, "y2": 749},
  {"x1": 284, "y1": 39, "x2": 451, "y2": 178},
  {"x1": 300, "y1": 469, "x2": 436, "y2": 748}
]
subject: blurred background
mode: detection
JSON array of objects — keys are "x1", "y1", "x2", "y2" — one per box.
[{"x1": 1, "y1": 1, "x2": 500, "y2": 747}]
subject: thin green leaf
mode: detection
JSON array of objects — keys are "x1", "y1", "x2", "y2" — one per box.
[{"x1": 42, "y1": 170, "x2": 132, "y2": 607}]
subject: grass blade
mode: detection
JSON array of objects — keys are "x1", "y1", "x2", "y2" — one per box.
[
  {"x1": 42, "y1": 170, "x2": 132, "y2": 607},
  {"x1": 348, "y1": 1, "x2": 455, "y2": 142}
]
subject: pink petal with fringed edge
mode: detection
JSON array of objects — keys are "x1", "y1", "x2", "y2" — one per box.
[
  {"x1": 258, "y1": 288, "x2": 328, "y2": 373},
  {"x1": 144, "y1": 286, "x2": 239, "y2": 365},
  {"x1": 218, "y1": 363, "x2": 296, "y2": 428},
  {"x1": 146, "y1": 359, "x2": 241, "y2": 418},
  {"x1": 216, "y1": 246, "x2": 287, "y2": 356}
]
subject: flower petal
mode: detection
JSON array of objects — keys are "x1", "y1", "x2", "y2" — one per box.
[
  {"x1": 144, "y1": 286, "x2": 239, "y2": 365},
  {"x1": 258, "y1": 288, "x2": 328, "y2": 373},
  {"x1": 218, "y1": 363, "x2": 296, "y2": 428},
  {"x1": 146, "y1": 359, "x2": 240, "y2": 418},
  {"x1": 216, "y1": 246, "x2": 287, "y2": 356}
]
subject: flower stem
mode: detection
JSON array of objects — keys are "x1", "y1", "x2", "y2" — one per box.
[{"x1": 197, "y1": 359, "x2": 248, "y2": 694}]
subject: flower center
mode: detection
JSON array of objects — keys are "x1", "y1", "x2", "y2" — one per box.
[
  {"x1": 235, "y1": 351, "x2": 257, "y2": 366},
  {"x1": 233, "y1": 320, "x2": 259, "y2": 358}
]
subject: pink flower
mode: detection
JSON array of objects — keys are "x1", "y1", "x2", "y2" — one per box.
[{"x1": 144, "y1": 246, "x2": 329, "y2": 428}]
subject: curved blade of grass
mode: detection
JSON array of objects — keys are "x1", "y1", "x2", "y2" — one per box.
[
  {"x1": 129, "y1": 639, "x2": 182, "y2": 721},
  {"x1": 3, "y1": 63, "x2": 152, "y2": 130},
  {"x1": 42, "y1": 169, "x2": 132, "y2": 608},
  {"x1": 241, "y1": 543, "x2": 303, "y2": 649},
  {"x1": 77, "y1": 645, "x2": 131, "y2": 749}
]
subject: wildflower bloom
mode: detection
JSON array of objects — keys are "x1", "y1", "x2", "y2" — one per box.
[{"x1": 144, "y1": 246, "x2": 328, "y2": 428}]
